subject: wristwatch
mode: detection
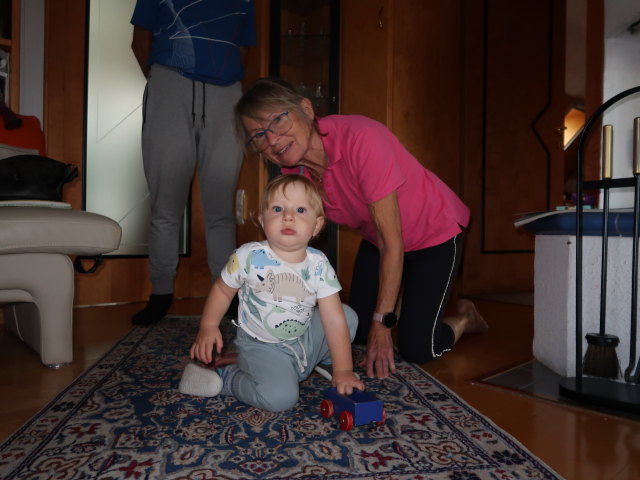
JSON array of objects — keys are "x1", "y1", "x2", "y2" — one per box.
[{"x1": 373, "y1": 311, "x2": 398, "y2": 328}]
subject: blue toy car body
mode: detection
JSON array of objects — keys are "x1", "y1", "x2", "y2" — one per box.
[{"x1": 320, "y1": 387, "x2": 385, "y2": 430}]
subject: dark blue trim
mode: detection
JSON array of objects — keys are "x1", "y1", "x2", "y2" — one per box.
[{"x1": 521, "y1": 210, "x2": 635, "y2": 237}]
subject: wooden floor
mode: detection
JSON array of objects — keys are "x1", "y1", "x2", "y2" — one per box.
[{"x1": 1, "y1": 298, "x2": 638, "y2": 479}]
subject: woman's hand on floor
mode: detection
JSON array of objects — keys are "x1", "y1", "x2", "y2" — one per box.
[{"x1": 359, "y1": 323, "x2": 396, "y2": 379}]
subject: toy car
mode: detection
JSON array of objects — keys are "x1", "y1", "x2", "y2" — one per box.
[{"x1": 320, "y1": 387, "x2": 386, "y2": 431}]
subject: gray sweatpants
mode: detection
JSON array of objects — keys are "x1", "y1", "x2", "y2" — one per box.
[
  {"x1": 225, "y1": 304, "x2": 359, "y2": 412},
  {"x1": 142, "y1": 64, "x2": 243, "y2": 294}
]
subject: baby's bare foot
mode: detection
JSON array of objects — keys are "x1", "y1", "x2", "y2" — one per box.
[{"x1": 457, "y1": 299, "x2": 488, "y2": 333}]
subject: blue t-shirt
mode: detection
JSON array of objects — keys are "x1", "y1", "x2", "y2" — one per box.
[{"x1": 131, "y1": 0, "x2": 257, "y2": 85}]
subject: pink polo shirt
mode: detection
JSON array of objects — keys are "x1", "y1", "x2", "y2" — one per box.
[{"x1": 282, "y1": 115, "x2": 469, "y2": 252}]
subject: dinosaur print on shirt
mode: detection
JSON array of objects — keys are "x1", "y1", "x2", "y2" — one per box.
[{"x1": 221, "y1": 241, "x2": 341, "y2": 343}]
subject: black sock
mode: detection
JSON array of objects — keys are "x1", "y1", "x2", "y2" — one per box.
[{"x1": 132, "y1": 293, "x2": 173, "y2": 325}]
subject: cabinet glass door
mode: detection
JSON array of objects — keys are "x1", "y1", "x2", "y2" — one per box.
[
  {"x1": 270, "y1": 0, "x2": 339, "y2": 117},
  {"x1": 269, "y1": 0, "x2": 340, "y2": 266}
]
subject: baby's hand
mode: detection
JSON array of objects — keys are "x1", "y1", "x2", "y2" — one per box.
[
  {"x1": 333, "y1": 370, "x2": 365, "y2": 396},
  {"x1": 189, "y1": 324, "x2": 223, "y2": 365}
]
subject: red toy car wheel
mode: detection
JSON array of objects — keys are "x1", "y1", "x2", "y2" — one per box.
[
  {"x1": 339, "y1": 411, "x2": 354, "y2": 431},
  {"x1": 376, "y1": 407, "x2": 387, "y2": 424},
  {"x1": 320, "y1": 399, "x2": 334, "y2": 418}
]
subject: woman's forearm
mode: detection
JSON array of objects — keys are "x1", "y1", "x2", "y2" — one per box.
[
  {"x1": 368, "y1": 192, "x2": 404, "y2": 315},
  {"x1": 376, "y1": 242, "x2": 404, "y2": 314}
]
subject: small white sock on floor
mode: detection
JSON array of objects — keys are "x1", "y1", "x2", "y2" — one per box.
[
  {"x1": 314, "y1": 363, "x2": 333, "y2": 381},
  {"x1": 178, "y1": 362, "x2": 223, "y2": 397}
]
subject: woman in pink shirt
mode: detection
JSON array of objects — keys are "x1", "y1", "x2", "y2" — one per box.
[{"x1": 234, "y1": 77, "x2": 487, "y2": 379}]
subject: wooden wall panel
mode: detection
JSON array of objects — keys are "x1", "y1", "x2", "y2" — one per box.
[
  {"x1": 583, "y1": 0, "x2": 604, "y2": 182},
  {"x1": 339, "y1": 0, "x2": 390, "y2": 124},
  {"x1": 459, "y1": 0, "x2": 566, "y2": 294},
  {"x1": 338, "y1": 0, "x2": 391, "y2": 297},
  {"x1": 6, "y1": 0, "x2": 21, "y2": 110},
  {"x1": 483, "y1": 0, "x2": 564, "y2": 252}
]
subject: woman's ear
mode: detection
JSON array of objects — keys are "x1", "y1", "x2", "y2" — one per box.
[{"x1": 300, "y1": 98, "x2": 315, "y2": 119}]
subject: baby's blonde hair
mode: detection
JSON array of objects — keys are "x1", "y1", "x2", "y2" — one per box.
[{"x1": 259, "y1": 175, "x2": 324, "y2": 219}]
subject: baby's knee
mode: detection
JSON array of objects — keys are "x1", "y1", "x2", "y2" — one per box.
[{"x1": 259, "y1": 386, "x2": 299, "y2": 412}]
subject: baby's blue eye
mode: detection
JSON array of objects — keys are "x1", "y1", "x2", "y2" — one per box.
[
  {"x1": 296, "y1": 207, "x2": 306, "y2": 213},
  {"x1": 272, "y1": 206, "x2": 283, "y2": 212}
]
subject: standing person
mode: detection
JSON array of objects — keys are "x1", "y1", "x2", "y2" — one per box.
[
  {"x1": 233, "y1": 77, "x2": 488, "y2": 380},
  {"x1": 183, "y1": 175, "x2": 364, "y2": 412},
  {"x1": 130, "y1": 0, "x2": 256, "y2": 325}
]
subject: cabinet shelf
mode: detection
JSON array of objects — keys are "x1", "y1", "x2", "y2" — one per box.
[
  {"x1": 280, "y1": 35, "x2": 330, "y2": 68},
  {"x1": 281, "y1": 0, "x2": 325, "y2": 17}
]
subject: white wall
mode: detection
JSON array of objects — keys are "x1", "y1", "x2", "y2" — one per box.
[{"x1": 603, "y1": 0, "x2": 640, "y2": 208}]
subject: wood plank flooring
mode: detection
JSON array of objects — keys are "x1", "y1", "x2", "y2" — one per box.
[{"x1": 1, "y1": 298, "x2": 638, "y2": 479}]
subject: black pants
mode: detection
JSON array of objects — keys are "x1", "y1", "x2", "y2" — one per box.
[{"x1": 349, "y1": 229, "x2": 465, "y2": 363}]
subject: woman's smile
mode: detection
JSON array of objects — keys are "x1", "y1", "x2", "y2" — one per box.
[{"x1": 272, "y1": 141, "x2": 294, "y2": 161}]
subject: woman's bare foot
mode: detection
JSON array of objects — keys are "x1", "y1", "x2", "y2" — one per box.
[{"x1": 456, "y1": 299, "x2": 488, "y2": 333}]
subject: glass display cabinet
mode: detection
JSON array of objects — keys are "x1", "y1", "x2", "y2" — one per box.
[
  {"x1": 269, "y1": 0, "x2": 339, "y2": 117},
  {"x1": 268, "y1": 0, "x2": 340, "y2": 266}
]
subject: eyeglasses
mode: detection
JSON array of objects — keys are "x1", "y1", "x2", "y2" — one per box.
[{"x1": 246, "y1": 111, "x2": 292, "y2": 152}]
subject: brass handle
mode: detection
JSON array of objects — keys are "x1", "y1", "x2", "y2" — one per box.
[
  {"x1": 602, "y1": 124, "x2": 613, "y2": 179},
  {"x1": 378, "y1": 7, "x2": 384, "y2": 29},
  {"x1": 634, "y1": 117, "x2": 640, "y2": 175}
]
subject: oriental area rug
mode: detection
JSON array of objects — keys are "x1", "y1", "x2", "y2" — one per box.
[{"x1": 0, "y1": 317, "x2": 563, "y2": 480}]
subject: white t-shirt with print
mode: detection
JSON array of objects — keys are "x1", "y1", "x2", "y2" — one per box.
[{"x1": 221, "y1": 241, "x2": 342, "y2": 343}]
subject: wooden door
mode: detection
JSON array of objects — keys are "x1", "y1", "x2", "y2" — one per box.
[
  {"x1": 459, "y1": 0, "x2": 567, "y2": 294},
  {"x1": 339, "y1": 0, "x2": 390, "y2": 299}
]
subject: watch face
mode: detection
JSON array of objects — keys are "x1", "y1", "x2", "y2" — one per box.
[{"x1": 382, "y1": 312, "x2": 398, "y2": 328}]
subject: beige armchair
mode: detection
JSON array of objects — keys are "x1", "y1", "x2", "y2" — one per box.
[{"x1": 0, "y1": 206, "x2": 121, "y2": 367}]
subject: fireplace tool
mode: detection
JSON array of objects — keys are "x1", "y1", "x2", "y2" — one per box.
[
  {"x1": 626, "y1": 117, "x2": 640, "y2": 383},
  {"x1": 581, "y1": 124, "x2": 621, "y2": 380},
  {"x1": 559, "y1": 85, "x2": 640, "y2": 414}
]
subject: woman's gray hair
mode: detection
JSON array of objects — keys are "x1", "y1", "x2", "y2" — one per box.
[{"x1": 234, "y1": 77, "x2": 315, "y2": 149}]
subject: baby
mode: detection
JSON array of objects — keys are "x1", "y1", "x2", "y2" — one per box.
[{"x1": 181, "y1": 174, "x2": 363, "y2": 412}]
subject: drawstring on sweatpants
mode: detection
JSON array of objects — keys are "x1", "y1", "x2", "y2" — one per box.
[
  {"x1": 282, "y1": 338, "x2": 308, "y2": 374},
  {"x1": 232, "y1": 321, "x2": 309, "y2": 374},
  {"x1": 190, "y1": 80, "x2": 206, "y2": 127}
]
